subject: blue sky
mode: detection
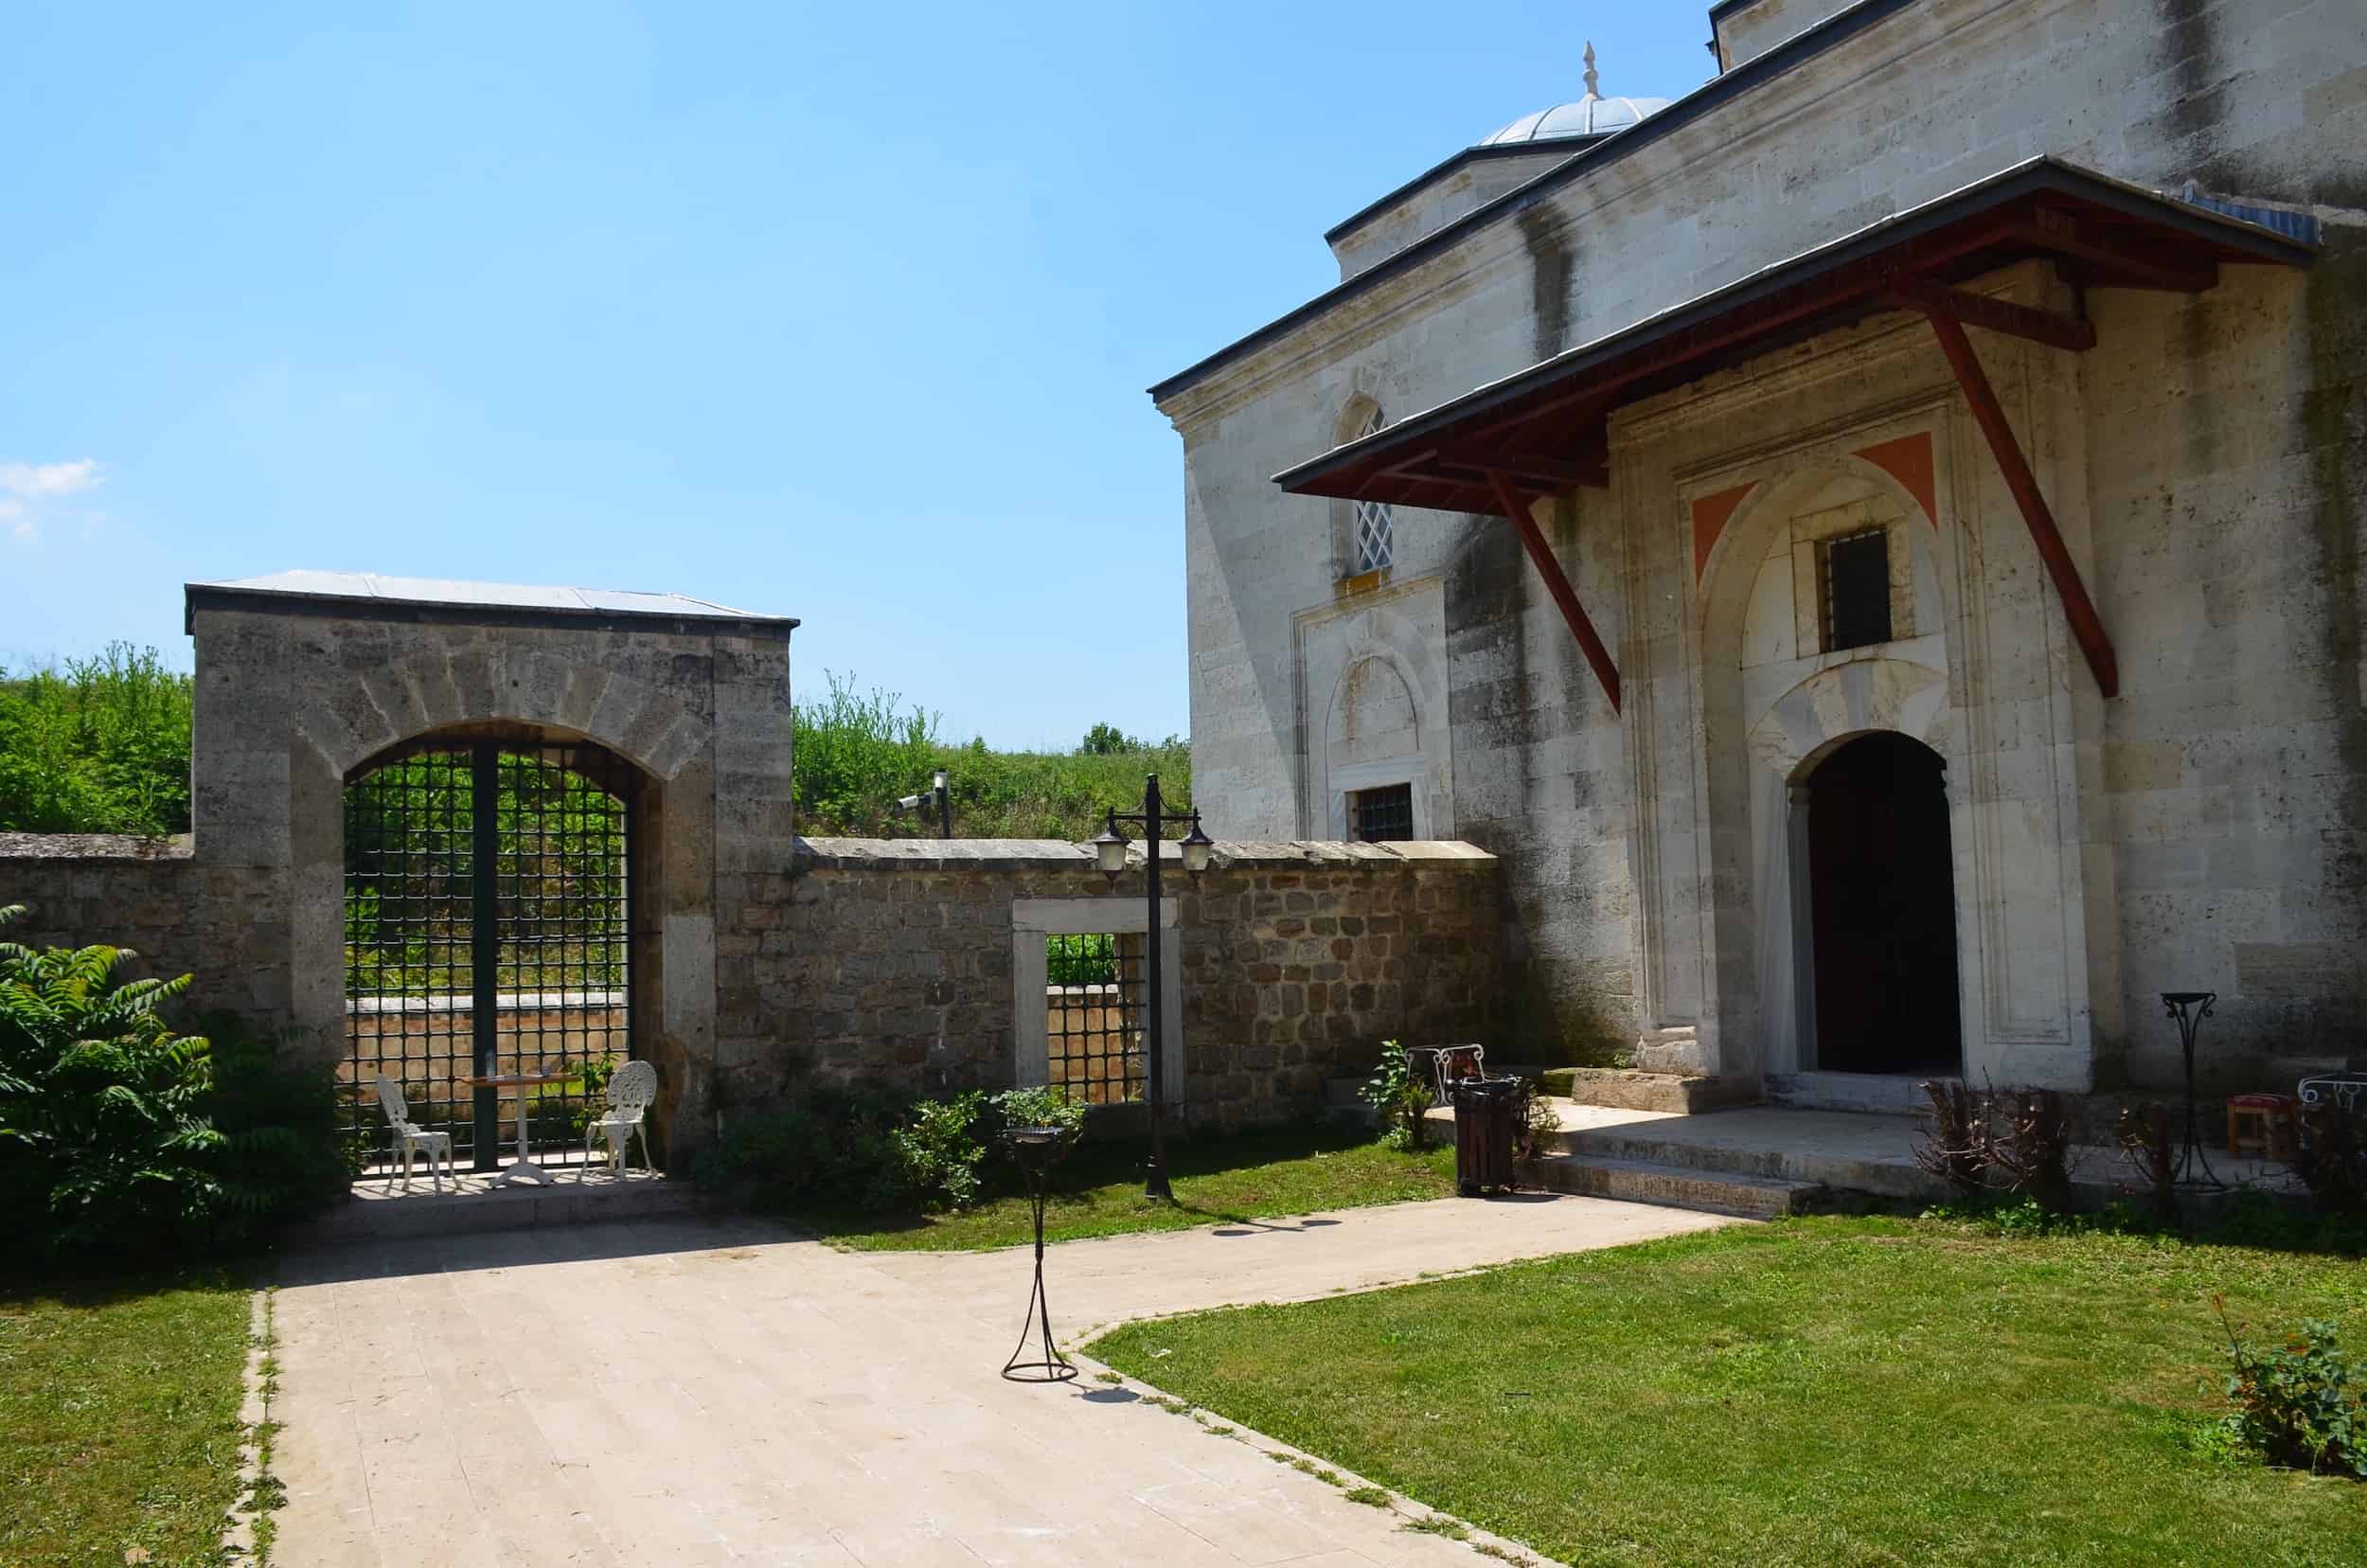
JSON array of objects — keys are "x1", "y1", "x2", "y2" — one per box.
[{"x1": 1, "y1": 2, "x2": 1715, "y2": 747}]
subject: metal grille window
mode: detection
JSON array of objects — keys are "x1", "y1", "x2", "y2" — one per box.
[
  {"x1": 1352, "y1": 404, "x2": 1394, "y2": 573},
  {"x1": 341, "y1": 739, "x2": 634, "y2": 1178},
  {"x1": 1043, "y1": 933, "x2": 1146, "y2": 1104},
  {"x1": 1824, "y1": 527, "x2": 1893, "y2": 651},
  {"x1": 1351, "y1": 782, "x2": 1415, "y2": 844}
]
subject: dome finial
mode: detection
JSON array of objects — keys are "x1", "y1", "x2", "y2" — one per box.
[{"x1": 1583, "y1": 40, "x2": 1600, "y2": 98}]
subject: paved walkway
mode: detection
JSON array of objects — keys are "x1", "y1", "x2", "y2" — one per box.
[{"x1": 273, "y1": 1193, "x2": 1734, "y2": 1566}]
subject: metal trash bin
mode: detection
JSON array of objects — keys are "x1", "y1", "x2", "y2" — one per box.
[{"x1": 1450, "y1": 1074, "x2": 1522, "y2": 1197}]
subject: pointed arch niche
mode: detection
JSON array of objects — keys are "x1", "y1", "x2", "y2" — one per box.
[{"x1": 1689, "y1": 441, "x2": 1979, "y2": 1084}]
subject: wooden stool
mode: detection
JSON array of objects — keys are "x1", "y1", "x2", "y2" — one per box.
[{"x1": 2227, "y1": 1094, "x2": 2298, "y2": 1161}]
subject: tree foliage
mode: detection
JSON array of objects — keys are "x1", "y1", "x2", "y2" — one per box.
[
  {"x1": 792, "y1": 670, "x2": 1189, "y2": 840},
  {"x1": 0, "y1": 644, "x2": 193, "y2": 835}
]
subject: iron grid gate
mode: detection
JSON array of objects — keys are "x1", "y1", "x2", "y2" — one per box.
[
  {"x1": 342, "y1": 739, "x2": 636, "y2": 1176},
  {"x1": 1044, "y1": 933, "x2": 1148, "y2": 1104}
]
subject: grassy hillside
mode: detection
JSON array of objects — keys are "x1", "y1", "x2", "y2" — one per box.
[
  {"x1": 0, "y1": 645, "x2": 192, "y2": 836},
  {"x1": 792, "y1": 673, "x2": 1189, "y2": 840}
]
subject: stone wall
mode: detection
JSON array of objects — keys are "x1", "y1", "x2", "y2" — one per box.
[
  {"x1": 0, "y1": 833, "x2": 288, "y2": 1024},
  {"x1": 4, "y1": 826, "x2": 1498, "y2": 1143},
  {"x1": 721, "y1": 838, "x2": 1500, "y2": 1130}
]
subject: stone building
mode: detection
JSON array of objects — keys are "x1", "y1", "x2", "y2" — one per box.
[{"x1": 1154, "y1": 0, "x2": 2366, "y2": 1103}]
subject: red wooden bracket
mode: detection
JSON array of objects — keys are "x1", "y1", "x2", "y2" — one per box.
[
  {"x1": 1920, "y1": 310, "x2": 2120, "y2": 699},
  {"x1": 1484, "y1": 469, "x2": 1622, "y2": 714}
]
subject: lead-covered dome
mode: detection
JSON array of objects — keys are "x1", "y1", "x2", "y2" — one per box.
[{"x1": 1479, "y1": 43, "x2": 1668, "y2": 147}]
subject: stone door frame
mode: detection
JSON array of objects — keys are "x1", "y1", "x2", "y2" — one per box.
[{"x1": 1010, "y1": 897, "x2": 1184, "y2": 1098}]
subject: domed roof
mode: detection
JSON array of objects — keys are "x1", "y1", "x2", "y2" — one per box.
[{"x1": 1478, "y1": 43, "x2": 1669, "y2": 148}]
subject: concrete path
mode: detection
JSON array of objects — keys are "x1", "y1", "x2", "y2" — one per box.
[{"x1": 272, "y1": 1193, "x2": 1733, "y2": 1566}]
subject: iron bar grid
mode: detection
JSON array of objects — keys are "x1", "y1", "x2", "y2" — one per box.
[
  {"x1": 341, "y1": 740, "x2": 635, "y2": 1179},
  {"x1": 1352, "y1": 782, "x2": 1415, "y2": 844},
  {"x1": 1043, "y1": 934, "x2": 1147, "y2": 1105}
]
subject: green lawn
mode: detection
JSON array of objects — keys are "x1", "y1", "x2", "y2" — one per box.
[
  {"x1": 1089, "y1": 1218, "x2": 2367, "y2": 1567},
  {"x1": 799, "y1": 1123, "x2": 1456, "y2": 1252},
  {"x1": 0, "y1": 1274, "x2": 254, "y2": 1568}
]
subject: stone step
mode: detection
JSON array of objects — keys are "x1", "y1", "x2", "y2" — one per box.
[
  {"x1": 1523, "y1": 1153, "x2": 1817, "y2": 1219},
  {"x1": 287, "y1": 1171, "x2": 700, "y2": 1246},
  {"x1": 1532, "y1": 1068, "x2": 1762, "y2": 1114},
  {"x1": 1558, "y1": 1114, "x2": 1938, "y2": 1200}
]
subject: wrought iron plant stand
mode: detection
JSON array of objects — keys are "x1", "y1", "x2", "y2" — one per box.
[{"x1": 1001, "y1": 1126, "x2": 1077, "y2": 1383}]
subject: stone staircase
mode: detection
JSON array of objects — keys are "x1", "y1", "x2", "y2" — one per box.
[{"x1": 1420, "y1": 1100, "x2": 1948, "y2": 1220}]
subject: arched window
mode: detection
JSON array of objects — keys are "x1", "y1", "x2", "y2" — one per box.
[{"x1": 1351, "y1": 403, "x2": 1394, "y2": 573}]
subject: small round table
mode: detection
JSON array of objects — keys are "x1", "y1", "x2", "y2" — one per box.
[{"x1": 467, "y1": 1072, "x2": 574, "y2": 1186}]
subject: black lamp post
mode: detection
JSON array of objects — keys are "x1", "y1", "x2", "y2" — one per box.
[{"x1": 1091, "y1": 772, "x2": 1213, "y2": 1202}]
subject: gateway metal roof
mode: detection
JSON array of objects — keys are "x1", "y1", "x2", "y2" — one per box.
[{"x1": 184, "y1": 570, "x2": 798, "y2": 635}]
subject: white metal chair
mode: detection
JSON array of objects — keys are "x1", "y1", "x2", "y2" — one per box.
[
  {"x1": 586, "y1": 1060, "x2": 659, "y2": 1175},
  {"x1": 373, "y1": 1076, "x2": 454, "y2": 1189}
]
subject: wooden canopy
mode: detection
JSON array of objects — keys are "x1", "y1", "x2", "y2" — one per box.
[{"x1": 1273, "y1": 157, "x2": 2317, "y2": 709}]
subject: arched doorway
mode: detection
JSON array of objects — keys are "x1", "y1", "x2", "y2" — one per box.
[
  {"x1": 341, "y1": 736, "x2": 639, "y2": 1178},
  {"x1": 1803, "y1": 731, "x2": 1961, "y2": 1075}
]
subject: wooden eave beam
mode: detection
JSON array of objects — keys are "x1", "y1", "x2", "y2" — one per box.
[
  {"x1": 1917, "y1": 308, "x2": 2120, "y2": 698},
  {"x1": 2011, "y1": 209, "x2": 2217, "y2": 292},
  {"x1": 1887, "y1": 280, "x2": 2096, "y2": 351},
  {"x1": 1483, "y1": 468, "x2": 1621, "y2": 713},
  {"x1": 1429, "y1": 445, "x2": 1605, "y2": 490}
]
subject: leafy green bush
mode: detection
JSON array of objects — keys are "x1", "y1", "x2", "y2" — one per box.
[
  {"x1": 0, "y1": 644, "x2": 193, "y2": 835},
  {"x1": 0, "y1": 912, "x2": 222, "y2": 1254},
  {"x1": 1361, "y1": 1041, "x2": 1434, "y2": 1152},
  {"x1": 0, "y1": 906, "x2": 344, "y2": 1257},
  {"x1": 2216, "y1": 1299, "x2": 2367, "y2": 1479},
  {"x1": 896, "y1": 1092, "x2": 989, "y2": 1210},
  {"x1": 699, "y1": 1080, "x2": 1086, "y2": 1216}
]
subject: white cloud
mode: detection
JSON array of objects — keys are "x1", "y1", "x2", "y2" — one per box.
[
  {"x1": 0, "y1": 458, "x2": 100, "y2": 499},
  {"x1": 0, "y1": 458, "x2": 101, "y2": 546}
]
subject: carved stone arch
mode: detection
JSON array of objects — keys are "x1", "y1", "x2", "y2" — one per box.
[
  {"x1": 297, "y1": 645, "x2": 711, "y2": 782},
  {"x1": 1696, "y1": 447, "x2": 1946, "y2": 656},
  {"x1": 1746, "y1": 659, "x2": 1952, "y2": 781},
  {"x1": 1311, "y1": 599, "x2": 1452, "y2": 841}
]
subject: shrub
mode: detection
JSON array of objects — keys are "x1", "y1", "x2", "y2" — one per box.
[
  {"x1": 2293, "y1": 1097, "x2": 2367, "y2": 1217},
  {"x1": 0, "y1": 910, "x2": 346, "y2": 1256},
  {"x1": 1913, "y1": 1081, "x2": 2077, "y2": 1212},
  {"x1": 201, "y1": 1014, "x2": 347, "y2": 1243},
  {"x1": 1913, "y1": 1080, "x2": 1986, "y2": 1196},
  {"x1": 897, "y1": 1091, "x2": 990, "y2": 1210},
  {"x1": 1361, "y1": 1042, "x2": 1434, "y2": 1152},
  {"x1": 0, "y1": 914, "x2": 222, "y2": 1255},
  {"x1": 1511, "y1": 1076, "x2": 1562, "y2": 1162},
  {"x1": 2116, "y1": 1101, "x2": 2178, "y2": 1222},
  {"x1": 698, "y1": 1081, "x2": 1087, "y2": 1217},
  {"x1": 2216, "y1": 1299, "x2": 2367, "y2": 1479},
  {"x1": 1988, "y1": 1087, "x2": 2075, "y2": 1213}
]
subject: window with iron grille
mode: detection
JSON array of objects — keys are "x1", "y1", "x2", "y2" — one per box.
[
  {"x1": 1351, "y1": 782, "x2": 1415, "y2": 844},
  {"x1": 1352, "y1": 404, "x2": 1394, "y2": 574},
  {"x1": 1043, "y1": 932, "x2": 1146, "y2": 1104},
  {"x1": 1824, "y1": 527, "x2": 1893, "y2": 651}
]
